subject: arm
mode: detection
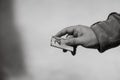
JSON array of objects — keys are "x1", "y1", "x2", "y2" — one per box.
[{"x1": 91, "y1": 12, "x2": 120, "y2": 53}]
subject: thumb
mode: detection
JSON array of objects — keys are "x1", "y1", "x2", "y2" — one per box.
[{"x1": 63, "y1": 38, "x2": 83, "y2": 46}]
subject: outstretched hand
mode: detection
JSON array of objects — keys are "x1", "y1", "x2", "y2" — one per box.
[{"x1": 55, "y1": 25, "x2": 99, "y2": 49}]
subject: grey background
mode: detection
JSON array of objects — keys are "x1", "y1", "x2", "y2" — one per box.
[{"x1": 12, "y1": 0, "x2": 120, "y2": 80}]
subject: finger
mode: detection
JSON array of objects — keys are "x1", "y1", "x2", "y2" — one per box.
[
  {"x1": 62, "y1": 35, "x2": 73, "y2": 53},
  {"x1": 55, "y1": 27, "x2": 74, "y2": 37},
  {"x1": 63, "y1": 38, "x2": 83, "y2": 46},
  {"x1": 63, "y1": 49, "x2": 67, "y2": 52},
  {"x1": 71, "y1": 46, "x2": 77, "y2": 56},
  {"x1": 66, "y1": 35, "x2": 74, "y2": 39}
]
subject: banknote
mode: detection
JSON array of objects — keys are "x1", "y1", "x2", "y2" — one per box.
[
  {"x1": 50, "y1": 36, "x2": 74, "y2": 52},
  {"x1": 51, "y1": 36, "x2": 77, "y2": 56}
]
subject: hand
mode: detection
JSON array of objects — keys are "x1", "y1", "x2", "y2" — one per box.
[{"x1": 55, "y1": 25, "x2": 99, "y2": 49}]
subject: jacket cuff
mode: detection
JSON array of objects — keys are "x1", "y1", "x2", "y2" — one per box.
[{"x1": 91, "y1": 22, "x2": 109, "y2": 53}]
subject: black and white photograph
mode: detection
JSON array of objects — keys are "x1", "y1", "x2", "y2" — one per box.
[{"x1": 0, "y1": 0, "x2": 120, "y2": 80}]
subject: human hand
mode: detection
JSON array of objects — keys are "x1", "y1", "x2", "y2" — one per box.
[{"x1": 55, "y1": 25, "x2": 99, "y2": 49}]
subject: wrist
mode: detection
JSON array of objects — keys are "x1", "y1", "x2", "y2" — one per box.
[{"x1": 90, "y1": 27, "x2": 99, "y2": 49}]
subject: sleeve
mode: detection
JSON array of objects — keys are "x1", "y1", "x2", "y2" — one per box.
[{"x1": 91, "y1": 12, "x2": 120, "y2": 53}]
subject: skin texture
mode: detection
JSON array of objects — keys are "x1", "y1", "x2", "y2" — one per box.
[{"x1": 55, "y1": 25, "x2": 99, "y2": 49}]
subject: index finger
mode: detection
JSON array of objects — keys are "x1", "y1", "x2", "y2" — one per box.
[{"x1": 55, "y1": 26, "x2": 74, "y2": 37}]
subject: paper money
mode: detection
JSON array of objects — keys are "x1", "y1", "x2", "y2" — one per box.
[
  {"x1": 50, "y1": 36, "x2": 74, "y2": 52},
  {"x1": 51, "y1": 36, "x2": 77, "y2": 56}
]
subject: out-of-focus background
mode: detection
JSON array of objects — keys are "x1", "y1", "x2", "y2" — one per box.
[{"x1": 3, "y1": 0, "x2": 120, "y2": 80}]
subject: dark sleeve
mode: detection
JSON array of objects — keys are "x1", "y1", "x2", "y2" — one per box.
[{"x1": 91, "y1": 12, "x2": 120, "y2": 53}]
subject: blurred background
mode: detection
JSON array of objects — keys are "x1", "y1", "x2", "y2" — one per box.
[{"x1": 1, "y1": 0, "x2": 120, "y2": 80}]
